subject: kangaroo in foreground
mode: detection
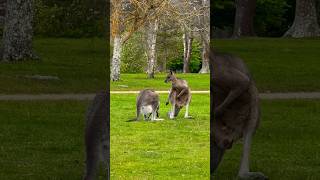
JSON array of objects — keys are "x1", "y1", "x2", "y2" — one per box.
[
  {"x1": 164, "y1": 71, "x2": 192, "y2": 119},
  {"x1": 135, "y1": 89, "x2": 163, "y2": 121},
  {"x1": 210, "y1": 50, "x2": 268, "y2": 180},
  {"x1": 84, "y1": 91, "x2": 109, "y2": 180}
]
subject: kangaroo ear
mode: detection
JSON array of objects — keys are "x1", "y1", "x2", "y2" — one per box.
[{"x1": 170, "y1": 70, "x2": 173, "y2": 75}]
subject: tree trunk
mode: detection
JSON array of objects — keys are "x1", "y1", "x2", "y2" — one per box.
[
  {"x1": 284, "y1": 0, "x2": 320, "y2": 37},
  {"x1": 232, "y1": 0, "x2": 256, "y2": 38},
  {"x1": 0, "y1": 0, "x2": 6, "y2": 26},
  {"x1": 163, "y1": 46, "x2": 168, "y2": 72},
  {"x1": 2, "y1": 0, "x2": 37, "y2": 61},
  {"x1": 199, "y1": 38, "x2": 210, "y2": 73},
  {"x1": 111, "y1": 35, "x2": 122, "y2": 81},
  {"x1": 317, "y1": 0, "x2": 320, "y2": 25},
  {"x1": 183, "y1": 32, "x2": 193, "y2": 73},
  {"x1": 145, "y1": 19, "x2": 158, "y2": 79},
  {"x1": 199, "y1": 0, "x2": 210, "y2": 74}
]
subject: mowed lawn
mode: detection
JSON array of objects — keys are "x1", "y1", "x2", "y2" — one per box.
[
  {"x1": 0, "y1": 38, "x2": 319, "y2": 93},
  {"x1": 110, "y1": 94, "x2": 210, "y2": 179},
  {"x1": 0, "y1": 38, "x2": 107, "y2": 94},
  {"x1": 2, "y1": 99, "x2": 319, "y2": 179},
  {"x1": 111, "y1": 73, "x2": 210, "y2": 91},
  {"x1": 214, "y1": 38, "x2": 320, "y2": 92},
  {"x1": 214, "y1": 100, "x2": 320, "y2": 180},
  {"x1": 0, "y1": 101, "x2": 107, "y2": 180}
]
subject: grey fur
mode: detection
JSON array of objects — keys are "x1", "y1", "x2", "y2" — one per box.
[
  {"x1": 164, "y1": 71, "x2": 192, "y2": 119},
  {"x1": 210, "y1": 50, "x2": 267, "y2": 180},
  {"x1": 135, "y1": 89, "x2": 162, "y2": 121},
  {"x1": 84, "y1": 91, "x2": 109, "y2": 180}
]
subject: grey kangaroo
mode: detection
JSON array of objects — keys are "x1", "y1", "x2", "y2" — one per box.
[
  {"x1": 164, "y1": 71, "x2": 192, "y2": 119},
  {"x1": 210, "y1": 50, "x2": 267, "y2": 180},
  {"x1": 84, "y1": 91, "x2": 109, "y2": 180},
  {"x1": 135, "y1": 89, "x2": 163, "y2": 121}
]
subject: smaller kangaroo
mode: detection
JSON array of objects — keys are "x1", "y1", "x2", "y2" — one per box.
[
  {"x1": 135, "y1": 89, "x2": 163, "y2": 121},
  {"x1": 84, "y1": 91, "x2": 109, "y2": 180},
  {"x1": 164, "y1": 71, "x2": 192, "y2": 119}
]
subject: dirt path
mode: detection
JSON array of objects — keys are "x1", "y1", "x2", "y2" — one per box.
[{"x1": 0, "y1": 92, "x2": 320, "y2": 101}]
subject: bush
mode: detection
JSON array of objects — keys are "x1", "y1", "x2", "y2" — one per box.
[
  {"x1": 211, "y1": 0, "x2": 293, "y2": 37},
  {"x1": 34, "y1": 0, "x2": 105, "y2": 37},
  {"x1": 167, "y1": 41, "x2": 202, "y2": 73},
  {"x1": 120, "y1": 33, "x2": 146, "y2": 73},
  {"x1": 255, "y1": 0, "x2": 291, "y2": 37}
]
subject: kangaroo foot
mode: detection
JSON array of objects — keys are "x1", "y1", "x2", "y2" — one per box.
[{"x1": 238, "y1": 172, "x2": 268, "y2": 180}]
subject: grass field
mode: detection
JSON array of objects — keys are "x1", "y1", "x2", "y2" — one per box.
[
  {"x1": 214, "y1": 38, "x2": 320, "y2": 92},
  {"x1": 0, "y1": 38, "x2": 107, "y2": 94},
  {"x1": 0, "y1": 38, "x2": 319, "y2": 93},
  {"x1": 2, "y1": 99, "x2": 319, "y2": 179},
  {"x1": 0, "y1": 100, "x2": 106, "y2": 180},
  {"x1": 214, "y1": 99, "x2": 320, "y2": 180},
  {"x1": 111, "y1": 73, "x2": 209, "y2": 91},
  {"x1": 110, "y1": 94, "x2": 210, "y2": 179},
  {"x1": 1, "y1": 37, "x2": 319, "y2": 180}
]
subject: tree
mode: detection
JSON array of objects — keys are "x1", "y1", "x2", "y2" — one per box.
[
  {"x1": 110, "y1": 0, "x2": 172, "y2": 81},
  {"x1": 198, "y1": 0, "x2": 210, "y2": 73},
  {"x1": 171, "y1": 1, "x2": 195, "y2": 73},
  {"x1": 171, "y1": 0, "x2": 210, "y2": 73},
  {"x1": 317, "y1": 0, "x2": 320, "y2": 25},
  {"x1": 143, "y1": 0, "x2": 183, "y2": 78},
  {"x1": 2, "y1": 0, "x2": 37, "y2": 61},
  {"x1": 0, "y1": 0, "x2": 6, "y2": 26},
  {"x1": 156, "y1": 24, "x2": 181, "y2": 72},
  {"x1": 232, "y1": 0, "x2": 256, "y2": 38},
  {"x1": 183, "y1": 31, "x2": 193, "y2": 73},
  {"x1": 284, "y1": 0, "x2": 320, "y2": 37},
  {"x1": 145, "y1": 19, "x2": 159, "y2": 78}
]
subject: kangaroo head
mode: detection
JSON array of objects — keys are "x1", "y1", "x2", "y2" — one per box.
[{"x1": 164, "y1": 70, "x2": 176, "y2": 83}]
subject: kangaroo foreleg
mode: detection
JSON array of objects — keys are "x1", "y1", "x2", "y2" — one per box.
[
  {"x1": 214, "y1": 68, "x2": 250, "y2": 117},
  {"x1": 166, "y1": 88, "x2": 172, "y2": 106},
  {"x1": 177, "y1": 88, "x2": 186, "y2": 98}
]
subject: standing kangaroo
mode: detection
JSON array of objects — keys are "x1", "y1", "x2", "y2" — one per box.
[
  {"x1": 84, "y1": 91, "x2": 109, "y2": 180},
  {"x1": 210, "y1": 50, "x2": 268, "y2": 180},
  {"x1": 164, "y1": 71, "x2": 192, "y2": 119}
]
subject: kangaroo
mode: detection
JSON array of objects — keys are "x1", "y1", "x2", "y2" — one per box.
[
  {"x1": 164, "y1": 71, "x2": 192, "y2": 119},
  {"x1": 84, "y1": 91, "x2": 109, "y2": 180},
  {"x1": 210, "y1": 50, "x2": 268, "y2": 180},
  {"x1": 135, "y1": 89, "x2": 163, "y2": 121}
]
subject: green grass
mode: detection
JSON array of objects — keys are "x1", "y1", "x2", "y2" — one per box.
[
  {"x1": 0, "y1": 38, "x2": 107, "y2": 94},
  {"x1": 1, "y1": 98, "x2": 319, "y2": 179},
  {"x1": 110, "y1": 94, "x2": 210, "y2": 179},
  {"x1": 0, "y1": 101, "x2": 106, "y2": 180},
  {"x1": 214, "y1": 38, "x2": 320, "y2": 92},
  {"x1": 1, "y1": 38, "x2": 320, "y2": 93},
  {"x1": 214, "y1": 99, "x2": 320, "y2": 180},
  {"x1": 111, "y1": 73, "x2": 210, "y2": 91}
]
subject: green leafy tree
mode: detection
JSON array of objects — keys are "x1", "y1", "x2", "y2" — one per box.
[{"x1": 167, "y1": 41, "x2": 202, "y2": 73}]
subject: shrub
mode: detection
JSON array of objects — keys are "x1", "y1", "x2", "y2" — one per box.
[
  {"x1": 34, "y1": 0, "x2": 105, "y2": 37},
  {"x1": 211, "y1": 0, "x2": 292, "y2": 37},
  {"x1": 255, "y1": 0, "x2": 291, "y2": 37},
  {"x1": 167, "y1": 41, "x2": 202, "y2": 73},
  {"x1": 120, "y1": 33, "x2": 146, "y2": 73}
]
